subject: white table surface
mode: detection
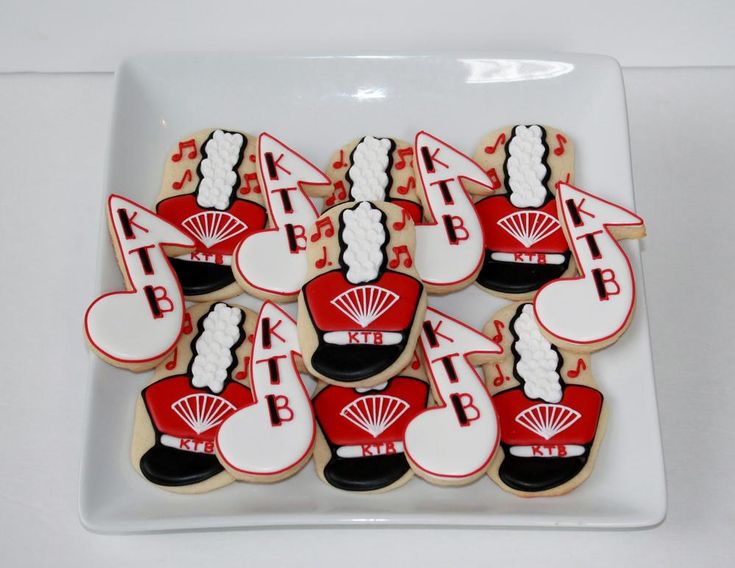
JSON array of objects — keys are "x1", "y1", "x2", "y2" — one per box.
[{"x1": 0, "y1": 66, "x2": 733, "y2": 565}]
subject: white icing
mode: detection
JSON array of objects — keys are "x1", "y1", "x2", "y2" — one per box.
[
  {"x1": 347, "y1": 136, "x2": 392, "y2": 201},
  {"x1": 534, "y1": 183, "x2": 644, "y2": 346},
  {"x1": 490, "y1": 252, "x2": 565, "y2": 265},
  {"x1": 340, "y1": 202, "x2": 386, "y2": 284},
  {"x1": 509, "y1": 445, "x2": 584, "y2": 458},
  {"x1": 233, "y1": 133, "x2": 328, "y2": 298},
  {"x1": 355, "y1": 381, "x2": 389, "y2": 394},
  {"x1": 215, "y1": 302, "x2": 315, "y2": 477},
  {"x1": 413, "y1": 131, "x2": 490, "y2": 290},
  {"x1": 336, "y1": 441, "x2": 405, "y2": 458},
  {"x1": 512, "y1": 304, "x2": 562, "y2": 404},
  {"x1": 403, "y1": 308, "x2": 502, "y2": 482},
  {"x1": 84, "y1": 195, "x2": 195, "y2": 365},
  {"x1": 323, "y1": 331, "x2": 402, "y2": 345},
  {"x1": 190, "y1": 303, "x2": 243, "y2": 393},
  {"x1": 197, "y1": 130, "x2": 244, "y2": 211},
  {"x1": 506, "y1": 125, "x2": 548, "y2": 208}
]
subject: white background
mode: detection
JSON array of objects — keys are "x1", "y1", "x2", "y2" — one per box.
[{"x1": 1, "y1": 1, "x2": 734, "y2": 566}]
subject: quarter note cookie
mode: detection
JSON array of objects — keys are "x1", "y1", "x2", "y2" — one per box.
[
  {"x1": 533, "y1": 183, "x2": 646, "y2": 351},
  {"x1": 324, "y1": 136, "x2": 423, "y2": 223},
  {"x1": 131, "y1": 301, "x2": 256, "y2": 493},
  {"x1": 473, "y1": 125, "x2": 575, "y2": 298},
  {"x1": 156, "y1": 129, "x2": 268, "y2": 301},
  {"x1": 403, "y1": 308, "x2": 503, "y2": 486},
  {"x1": 232, "y1": 133, "x2": 330, "y2": 302},
  {"x1": 84, "y1": 195, "x2": 195, "y2": 371},
  {"x1": 298, "y1": 201, "x2": 427, "y2": 387},
  {"x1": 311, "y1": 352, "x2": 430, "y2": 493},
  {"x1": 483, "y1": 302, "x2": 605, "y2": 497}
]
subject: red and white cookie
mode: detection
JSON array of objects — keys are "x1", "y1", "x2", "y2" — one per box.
[
  {"x1": 484, "y1": 302, "x2": 606, "y2": 497},
  {"x1": 84, "y1": 195, "x2": 195, "y2": 371}
]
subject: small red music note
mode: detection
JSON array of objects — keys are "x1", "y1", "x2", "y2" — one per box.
[
  {"x1": 491, "y1": 364, "x2": 510, "y2": 387},
  {"x1": 567, "y1": 358, "x2": 586, "y2": 379},
  {"x1": 172, "y1": 169, "x2": 192, "y2": 190},
  {"x1": 325, "y1": 180, "x2": 348, "y2": 207},
  {"x1": 249, "y1": 154, "x2": 256, "y2": 163},
  {"x1": 240, "y1": 172, "x2": 261, "y2": 195},
  {"x1": 395, "y1": 147, "x2": 414, "y2": 170},
  {"x1": 388, "y1": 245, "x2": 413, "y2": 269},
  {"x1": 332, "y1": 149, "x2": 347, "y2": 169},
  {"x1": 410, "y1": 351, "x2": 421, "y2": 370},
  {"x1": 165, "y1": 348, "x2": 178, "y2": 370},
  {"x1": 490, "y1": 320, "x2": 504, "y2": 343},
  {"x1": 397, "y1": 176, "x2": 415, "y2": 195},
  {"x1": 486, "y1": 167, "x2": 501, "y2": 190},
  {"x1": 554, "y1": 172, "x2": 571, "y2": 191},
  {"x1": 315, "y1": 246, "x2": 331, "y2": 269},
  {"x1": 172, "y1": 139, "x2": 197, "y2": 162},
  {"x1": 235, "y1": 357, "x2": 250, "y2": 380},
  {"x1": 484, "y1": 132, "x2": 506, "y2": 154},
  {"x1": 392, "y1": 208, "x2": 412, "y2": 231},
  {"x1": 553, "y1": 134, "x2": 568, "y2": 156},
  {"x1": 310, "y1": 218, "x2": 335, "y2": 242},
  {"x1": 182, "y1": 313, "x2": 192, "y2": 335}
]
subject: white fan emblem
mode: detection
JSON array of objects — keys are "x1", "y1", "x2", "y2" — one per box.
[
  {"x1": 182, "y1": 211, "x2": 247, "y2": 248},
  {"x1": 171, "y1": 393, "x2": 236, "y2": 435},
  {"x1": 340, "y1": 395, "x2": 409, "y2": 438},
  {"x1": 515, "y1": 403, "x2": 581, "y2": 440},
  {"x1": 330, "y1": 285, "x2": 399, "y2": 328},
  {"x1": 498, "y1": 210, "x2": 560, "y2": 248}
]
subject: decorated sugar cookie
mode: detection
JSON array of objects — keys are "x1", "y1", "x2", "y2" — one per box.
[
  {"x1": 155, "y1": 129, "x2": 268, "y2": 300},
  {"x1": 412, "y1": 131, "x2": 495, "y2": 293},
  {"x1": 131, "y1": 302, "x2": 256, "y2": 493},
  {"x1": 84, "y1": 195, "x2": 195, "y2": 371},
  {"x1": 311, "y1": 352, "x2": 430, "y2": 493},
  {"x1": 215, "y1": 301, "x2": 316, "y2": 482},
  {"x1": 403, "y1": 308, "x2": 503, "y2": 486},
  {"x1": 484, "y1": 303, "x2": 605, "y2": 497},
  {"x1": 232, "y1": 133, "x2": 330, "y2": 302},
  {"x1": 534, "y1": 183, "x2": 646, "y2": 351},
  {"x1": 298, "y1": 201, "x2": 427, "y2": 387},
  {"x1": 324, "y1": 136, "x2": 423, "y2": 223},
  {"x1": 472, "y1": 125, "x2": 575, "y2": 298}
]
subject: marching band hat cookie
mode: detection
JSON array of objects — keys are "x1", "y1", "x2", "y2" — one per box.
[
  {"x1": 311, "y1": 353, "x2": 430, "y2": 493},
  {"x1": 483, "y1": 302, "x2": 606, "y2": 497},
  {"x1": 155, "y1": 129, "x2": 267, "y2": 301},
  {"x1": 298, "y1": 201, "x2": 427, "y2": 388},
  {"x1": 131, "y1": 301, "x2": 257, "y2": 493},
  {"x1": 472, "y1": 125, "x2": 576, "y2": 298},
  {"x1": 323, "y1": 136, "x2": 423, "y2": 223}
]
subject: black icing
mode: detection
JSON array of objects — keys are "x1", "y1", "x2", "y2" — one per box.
[
  {"x1": 497, "y1": 443, "x2": 590, "y2": 493},
  {"x1": 139, "y1": 445, "x2": 224, "y2": 487},
  {"x1": 476, "y1": 253, "x2": 570, "y2": 295},
  {"x1": 169, "y1": 258, "x2": 237, "y2": 297},
  {"x1": 310, "y1": 342, "x2": 407, "y2": 383},
  {"x1": 323, "y1": 448, "x2": 412, "y2": 492}
]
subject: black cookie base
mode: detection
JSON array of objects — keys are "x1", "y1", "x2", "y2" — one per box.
[
  {"x1": 311, "y1": 341, "x2": 406, "y2": 383},
  {"x1": 476, "y1": 252, "x2": 571, "y2": 295},
  {"x1": 324, "y1": 448, "x2": 411, "y2": 492},
  {"x1": 139, "y1": 444, "x2": 223, "y2": 487},
  {"x1": 169, "y1": 258, "x2": 236, "y2": 297},
  {"x1": 498, "y1": 444, "x2": 590, "y2": 493}
]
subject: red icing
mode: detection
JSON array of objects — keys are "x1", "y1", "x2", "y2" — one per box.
[
  {"x1": 493, "y1": 385, "x2": 602, "y2": 446},
  {"x1": 476, "y1": 195, "x2": 569, "y2": 255},
  {"x1": 389, "y1": 198, "x2": 422, "y2": 225},
  {"x1": 302, "y1": 270, "x2": 422, "y2": 333},
  {"x1": 156, "y1": 194, "x2": 267, "y2": 257},
  {"x1": 313, "y1": 377, "x2": 429, "y2": 446},
  {"x1": 143, "y1": 375, "x2": 253, "y2": 442}
]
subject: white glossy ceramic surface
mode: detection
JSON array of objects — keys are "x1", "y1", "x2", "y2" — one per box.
[{"x1": 80, "y1": 52, "x2": 665, "y2": 532}]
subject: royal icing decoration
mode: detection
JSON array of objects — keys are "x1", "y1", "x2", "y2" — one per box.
[
  {"x1": 346, "y1": 136, "x2": 393, "y2": 201},
  {"x1": 341, "y1": 201, "x2": 387, "y2": 284},
  {"x1": 506, "y1": 125, "x2": 549, "y2": 208},
  {"x1": 512, "y1": 304, "x2": 562, "y2": 403},
  {"x1": 412, "y1": 131, "x2": 494, "y2": 290},
  {"x1": 403, "y1": 308, "x2": 501, "y2": 483},
  {"x1": 215, "y1": 302, "x2": 315, "y2": 479},
  {"x1": 190, "y1": 303, "x2": 243, "y2": 393},
  {"x1": 233, "y1": 133, "x2": 330, "y2": 300},
  {"x1": 197, "y1": 130, "x2": 245, "y2": 210},
  {"x1": 84, "y1": 195, "x2": 195, "y2": 368},
  {"x1": 534, "y1": 183, "x2": 645, "y2": 347}
]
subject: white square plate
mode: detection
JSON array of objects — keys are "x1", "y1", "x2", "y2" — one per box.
[{"x1": 80, "y1": 52, "x2": 666, "y2": 533}]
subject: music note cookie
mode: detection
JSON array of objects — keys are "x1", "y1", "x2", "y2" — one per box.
[
  {"x1": 412, "y1": 131, "x2": 495, "y2": 294},
  {"x1": 533, "y1": 182, "x2": 646, "y2": 351},
  {"x1": 84, "y1": 195, "x2": 196, "y2": 371},
  {"x1": 155, "y1": 129, "x2": 268, "y2": 301},
  {"x1": 311, "y1": 353, "x2": 430, "y2": 493},
  {"x1": 215, "y1": 301, "x2": 316, "y2": 482},
  {"x1": 472, "y1": 125, "x2": 576, "y2": 298},
  {"x1": 483, "y1": 302, "x2": 605, "y2": 497},
  {"x1": 131, "y1": 302, "x2": 257, "y2": 493},
  {"x1": 232, "y1": 133, "x2": 330, "y2": 302},
  {"x1": 403, "y1": 308, "x2": 503, "y2": 486},
  {"x1": 298, "y1": 201, "x2": 427, "y2": 387},
  {"x1": 323, "y1": 136, "x2": 423, "y2": 223}
]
